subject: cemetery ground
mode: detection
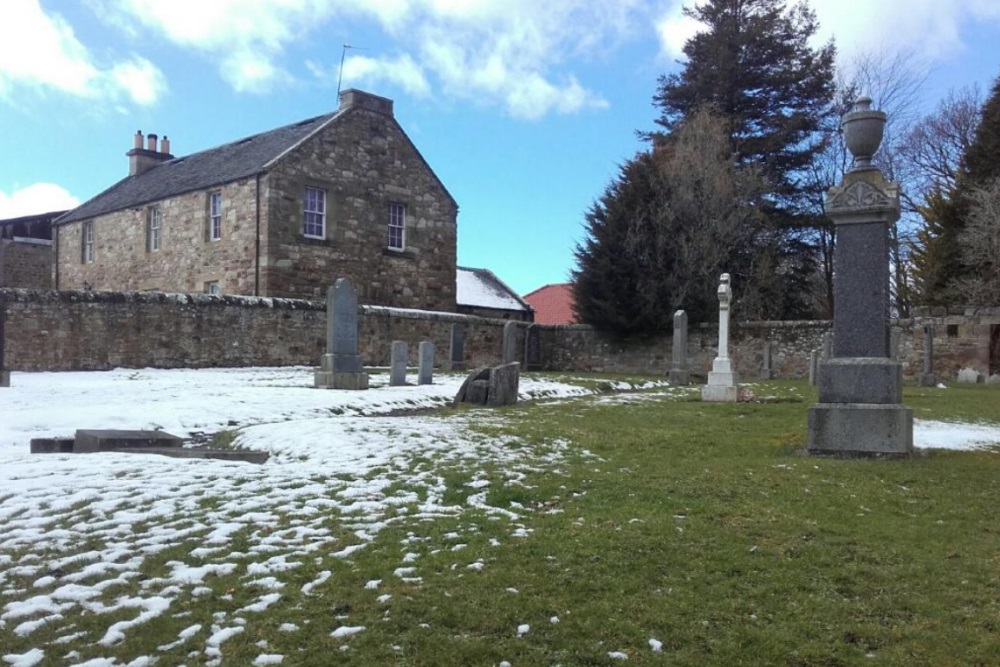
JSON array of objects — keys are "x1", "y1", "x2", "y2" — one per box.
[{"x1": 1, "y1": 369, "x2": 999, "y2": 666}]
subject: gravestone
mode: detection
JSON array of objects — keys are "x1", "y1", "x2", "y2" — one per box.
[
  {"x1": 957, "y1": 367, "x2": 982, "y2": 383},
  {"x1": 702, "y1": 274, "x2": 738, "y2": 402},
  {"x1": 808, "y1": 97, "x2": 913, "y2": 456},
  {"x1": 759, "y1": 340, "x2": 773, "y2": 380},
  {"x1": 390, "y1": 341, "x2": 408, "y2": 386},
  {"x1": 449, "y1": 323, "x2": 466, "y2": 371},
  {"x1": 808, "y1": 349, "x2": 819, "y2": 386},
  {"x1": 418, "y1": 341, "x2": 434, "y2": 385},
  {"x1": 31, "y1": 430, "x2": 268, "y2": 463},
  {"x1": 453, "y1": 363, "x2": 520, "y2": 407},
  {"x1": 988, "y1": 374, "x2": 1000, "y2": 385},
  {"x1": 890, "y1": 329, "x2": 901, "y2": 361},
  {"x1": 669, "y1": 310, "x2": 690, "y2": 385},
  {"x1": 502, "y1": 321, "x2": 518, "y2": 364},
  {"x1": 524, "y1": 325, "x2": 542, "y2": 371},
  {"x1": 919, "y1": 324, "x2": 937, "y2": 387},
  {"x1": 822, "y1": 332, "x2": 833, "y2": 360},
  {"x1": 315, "y1": 279, "x2": 369, "y2": 390},
  {"x1": 0, "y1": 294, "x2": 8, "y2": 388}
]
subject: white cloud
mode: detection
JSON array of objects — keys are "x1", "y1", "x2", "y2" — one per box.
[
  {"x1": 342, "y1": 54, "x2": 431, "y2": 98},
  {"x1": 0, "y1": 183, "x2": 80, "y2": 219},
  {"x1": 0, "y1": 0, "x2": 165, "y2": 106}
]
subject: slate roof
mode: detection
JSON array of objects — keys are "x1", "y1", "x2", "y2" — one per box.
[
  {"x1": 57, "y1": 112, "x2": 341, "y2": 224},
  {"x1": 456, "y1": 266, "x2": 533, "y2": 313},
  {"x1": 524, "y1": 283, "x2": 577, "y2": 325}
]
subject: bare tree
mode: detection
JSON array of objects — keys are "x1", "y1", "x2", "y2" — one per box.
[{"x1": 955, "y1": 177, "x2": 1000, "y2": 304}]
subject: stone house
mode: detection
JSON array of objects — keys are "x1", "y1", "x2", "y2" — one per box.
[
  {"x1": 54, "y1": 89, "x2": 458, "y2": 310},
  {"x1": 456, "y1": 266, "x2": 533, "y2": 321},
  {"x1": 0, "y1": 210, "x2": 63, "y2": 290}
]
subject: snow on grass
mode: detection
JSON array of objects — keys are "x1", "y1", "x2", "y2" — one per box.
[
  {"x1": 1, "y1": 648, "x2": 44, "y2": 667},
  {"x1": 914, "y1": 419, "x2": 1000, "y2": 450},
  {"x1": 330, "y1": 625, "x2": 365, "y2": 638}
]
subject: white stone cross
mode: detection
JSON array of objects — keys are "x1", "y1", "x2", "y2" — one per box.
[{"x1": 702, "y1": 272, "x2": 738, "y2": 402}]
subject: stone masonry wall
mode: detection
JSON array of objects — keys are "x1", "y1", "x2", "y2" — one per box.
[
  {"x1": 261, "y1": 105, "x2": 457, "y2": 310},
  {"x1": 3, "y1": 288, "x2": 997, "y2": 379},
  {"x1": 56, "y1": 178, "x2": 262, "y2": 295},
  {"x1": 0, "y1": 239, "x2": 52, "y2": 290}
]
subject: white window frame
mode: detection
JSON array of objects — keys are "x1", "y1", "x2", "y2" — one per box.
[
  {"x1": 148, "y1": 206, "x2": 161, "y2": 252},
  {"x1": 82, "y1": 221, "x2": 94, "y2": 263},
  {"x1": 209, "y1": 191, "x2": 222, "y2": 241},
  {"x1": 388, "y1": 202, "x2": 405, "y2": 251},
  {"x1": 303, "y1": 187, "x2": 326, "y2": 239}
]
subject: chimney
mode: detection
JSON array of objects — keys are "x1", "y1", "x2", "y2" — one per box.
[
  {"x1": 127, "y1": 130, "x2": 174, "y2": 177},
  {"x1": 338, "y1": 89, "x2": 394, "y2": 117}
]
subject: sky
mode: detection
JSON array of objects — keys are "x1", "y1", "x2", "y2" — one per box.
[{"x1": 1, "y1": 1, "x2": 999, "y2": 297}]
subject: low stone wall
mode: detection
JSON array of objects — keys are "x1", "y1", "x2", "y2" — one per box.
[{"x1": 2, "y1": 288, "x2": 997, "y2": 379}]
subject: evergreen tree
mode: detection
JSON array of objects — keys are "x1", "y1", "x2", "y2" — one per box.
[
  {"x1": 961, "y1": 75, "x2": 1000, "y2": 186},
  {"x1": 653, "y1": 0, "x2": 836, "y2": 215}
]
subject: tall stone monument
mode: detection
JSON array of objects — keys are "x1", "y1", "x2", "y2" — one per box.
[
  {"x1": 808, "y1": 97, "x2": 913, "y2": 455},
  {"x1": 314, "y1": 278, "x2": 369, "y2": 390},
  {"x1": 702, "y1": 274, "x2": 738, "y2": 402},
  {"x1": 669, "y1": 310, "x2": 690, "y2": 385}
]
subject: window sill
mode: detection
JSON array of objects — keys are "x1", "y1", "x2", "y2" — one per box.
[
  {"x1": 299, "y1": 235, "x2": 337, "y2": 247},
  {"x1": 382, "y1": 247, "x2": 415, "y2": 260}
]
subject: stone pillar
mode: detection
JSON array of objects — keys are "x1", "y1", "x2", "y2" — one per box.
[
  {"x1": 502, "y1": 321, "x2": 518, "y2": 364},
  {"x1": 702, "y1": 274, "x2": 738, "y2": 402},
  {"x1": 390, "y1": 341, "x2": 408, "y2": 386},
  {"x1": 449, "y1": 323, "x2": 466, "y2": 371},
  {"x1": 0, "y1": 293, "x2": 8, "y2": 388},
  {"x1": 669, "y1": 309, "x2": 689, "y2": 385},
  {"x1": 808, "y1": 97, "x2": 913, "y2": 455},
  {"x1": 808, "y1": 349, "x2": 819, "y2": 386},
  {"x1": 314, "y1": 278, "x2": 369, "y2": 390},
  {"x1": 822, "y1": 332, "x2": 833, "y2": 360},
  {"x1": 418, "y1": 341, "x2": 434, "y2": 385},
  {"x1": 919, "y1": 324, "x2": 937, "y2": 387},
  {"x1": 759, "y1": 340, "x2": 773, "y2": 380}
]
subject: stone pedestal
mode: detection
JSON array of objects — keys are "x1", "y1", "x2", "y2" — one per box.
[
  {"x1": 315, "y1": 353, "x2": 369, "y2": 390},
  {"x1": 807, "y1": 97, "x2": 912, "y2": 456}
]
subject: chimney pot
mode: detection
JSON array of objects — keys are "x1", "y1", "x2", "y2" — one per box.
[
  {"x1": 160, "y1": 135, "x2": 170, "y2": 156},
  {"x1": 147, "y1": 133, "x2": 158, "y2": 152},
  {"x1": 134, "y1": 130, "x2": 143, "y2": 149}
]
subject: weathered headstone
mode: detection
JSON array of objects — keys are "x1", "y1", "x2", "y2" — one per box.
[
  {"x1": 449, "y1": 323, "x2": 466, "y2": 371},
  {"x1": 957, "y1": 367, "x2": 982, "y2": 383},
  {"x1": 702, "y1": 274, "x2": 738, "y2": 402},
  {"x1": 390, "y1": 340, "x2": 408, "y2": 386},
  {"x1": 453, "y1": 367, "x2": 490, "y2": 406},
  {"x1": 808, "y1": 97, "x2": 913, "y2": 455},
  {"x1": 31, "y1": 430, "x2": 268, "y2": 463},
  {"x1": 315, "y1": 278, "x2": 369, "y2": 390},
  {"x1": 759, "y1": 340, "x2": 773, "y2": 380},
  {"x1": 808, "y1": 349, "x2": 819, "y2": 386},
  {"x1": 418, "y1": 341, "x2": 434, "y2": 385},
  {"x1": 669, "y1": 310, "x2": 690, "y2": 385},
  {"x1": 502, "y1": 321, "x2": 518, "y2": 364},
  {"x1": 918, "y1": 324, "x2": 937, "y2": 387},
  {"x1": 487, "y1": 362, "x2": 520, "y2": 406},
  {"x1": 524, "y1": 325, "x2": 542, "y2": 371},
  {"x1": 0, "y1": 293, "x2": 9, "y2": 388}
]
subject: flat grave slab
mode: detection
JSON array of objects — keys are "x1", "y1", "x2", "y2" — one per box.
[{"x1": 74, "y1": 429, "x2": 183, "y2": 453}]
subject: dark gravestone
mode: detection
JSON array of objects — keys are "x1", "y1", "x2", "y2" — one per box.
[
  {"x1": 502, "y1": 321, "x2": 518, "y2": 364},
  {"x1": 808, "y1": 97, "x2": 912, "y2": 456},
  {"x1": 389, "y1": 341, "x2": 408, "y2": 386},
  {"x1": 524, "y1": 326, "x2": 542, "y2": 371},
  {"x1": 487, "y1": 362, "x2": 520, "y2": 406},
  {"x1": 449, "y1": 324, "x2": 466, "y2": 371},
  {"x1": 418, "y1": 341, "x2": 434, "y2": 385},
  {"x1": 669, "y1": 309, "x2": 689, "y2": 385},
  {"x1": 30, "y1": 437, "x2": 75, "y2": 453},
  {"x1": 74, "y1": 429, "x2": 183, "y2": 453},
  {"x1": 315, "y1": 278, "x2": 369, "y2": 390},
  {"x1": 919, "y1": 324, "x2": 937, "y2": 387},
  {"x1": 0, "y1": 294, "x2": 8, "y2": 388},
  {"x1": 32, "y1": 430, "x2": 268, "y2": 463},
  {"x1": 759, "y1": 340, "x2": 773, "y2": 380}
]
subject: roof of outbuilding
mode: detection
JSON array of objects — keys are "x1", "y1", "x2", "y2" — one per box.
[
  {"x1": 57, "y1": 111, "x2": 341, "y2": 224},
  {"x1": 523, "y1": 282, "x2": 577, "y2": 325},
  {"x1": 456, "y1": 266, "x2": 533, "y2": 313}
]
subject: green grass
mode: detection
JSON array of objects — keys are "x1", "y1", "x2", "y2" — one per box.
[{"x1": 3, "y1": 380, "x2": 999, "y2": 666}]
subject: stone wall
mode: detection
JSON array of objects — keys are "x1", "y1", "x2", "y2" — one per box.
[
  {"x1": 3, "y1": 288, "x2": 998, "y2": 379},
  {"x1": 55, "y1": 178, "x2": 262, "y2": 295},
  {"x1": 0, "y1": 238, "x2": 52, "y2": 290}
]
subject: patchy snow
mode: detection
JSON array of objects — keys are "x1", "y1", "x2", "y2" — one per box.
[
  {"x1": 2, "y1": 649, "x2": 44, "y2": 667},
  {"x1": 914, "y1": 419, "x2": 1000, "y2": 450},
  {"x1": 330, "y1": 625, "x2": 365, "y2": 638}
]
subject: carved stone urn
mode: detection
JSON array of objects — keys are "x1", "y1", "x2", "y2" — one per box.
[{"x1": 842, "y1": 96, "x2": 886, "y2": 172}]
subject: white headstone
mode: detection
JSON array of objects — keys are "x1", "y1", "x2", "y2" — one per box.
[{"x1": 702, "y1": 273, "x2": 738, "y2": 402}]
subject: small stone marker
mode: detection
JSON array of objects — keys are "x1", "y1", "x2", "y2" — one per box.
[
  {"x1": 702, "y1": 274, "x2": 738, "y2": 402},
  {"x1": 759, "y1": 340, "x2": 773, "y2": 380},
  {"x1": 524, "y1": 325, "x2": 542, "y2": 371},
  {"x1": 808, "y1": 349, "x2": 819, "y2": 386},
  {"x1": 919, "y1": 324, "x2": 937, "y2": 387},
  {"x1": 502, "y1": 321, "x2": 518, "y2": 364},
  {"x1": 669, "y1": 310, "x2": 690, "y2": 385},
  {"x1": 418, "y1": 341, "x2": 434, "y2": 385},
  {"x1": 449, "y1": 323, "x2": 466, "y2": 371},
  {"x1": 315, "y1": 278, "x2": 369, "y2": 390},
  {"x1": 957, "y1": 367, "x2": 982, "y2": 383},
  {"x1": 453, "y1": 362, "x2": 520, "y2": 407},
  {"x1": 390, "y1": 341, "x2": 408, "y2": 386},
  {"x1": 0, "y1": 294, "x2": 9, "y2": 388},
  {"x1": 822, "y1": 331, "x2": 833, "y2": 360}
]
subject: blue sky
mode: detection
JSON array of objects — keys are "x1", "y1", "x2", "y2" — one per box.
[{"x1": 1, "y1": 1, "x2": 998, "y2": 296}]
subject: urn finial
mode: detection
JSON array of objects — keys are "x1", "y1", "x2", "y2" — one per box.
[{"x1": 842, "y1": 96, "x2": 886, "y2": 172}]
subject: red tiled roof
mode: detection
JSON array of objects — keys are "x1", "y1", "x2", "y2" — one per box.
[{"x1": 523, "y1": 283, "x2": 577, "y2": 325}]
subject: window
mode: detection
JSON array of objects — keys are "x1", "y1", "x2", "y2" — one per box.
[
  {"x1": 947, "y1": 324, "x2": 959, "y2": 338},
  {"x1": 388, "y1": 202, "x2": 405, "y2": 250},
  {"x1": 303, "y1": 187, "x2": 326, "y2": 239},
  {"x1": 204, "y1": 281, "x2": 221, "y2": 295},
  {"x1": 208, "y1": 191, "x2": 222, "y2": 241},
  {"x1": 82, "y1": 221, "x2": 94, "y2": 263},
  {"x1": 148, "y1": 206, "x2": 162, "y2": 252}
]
